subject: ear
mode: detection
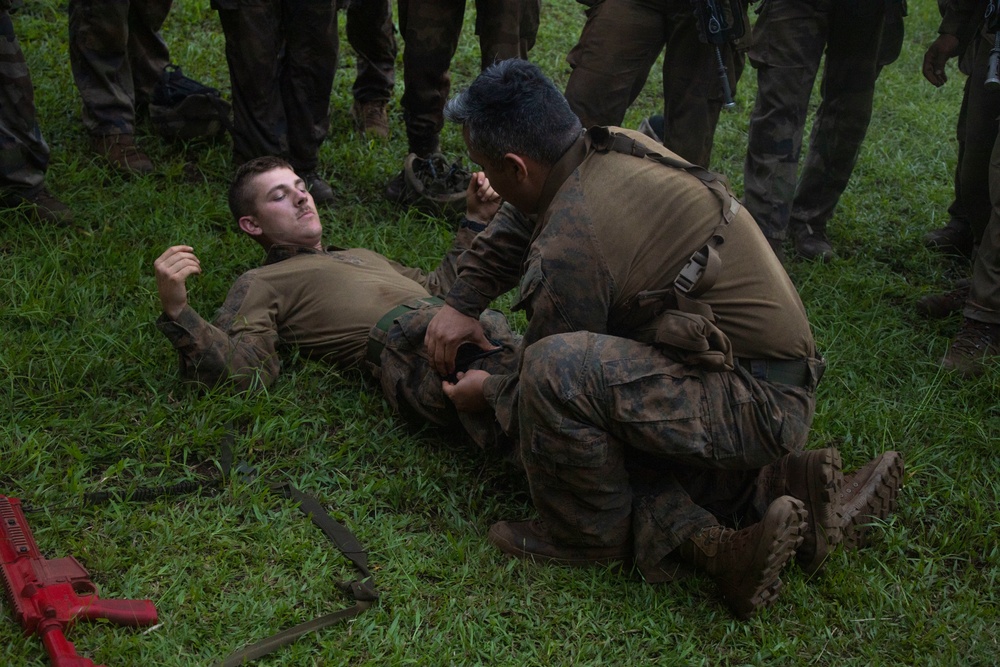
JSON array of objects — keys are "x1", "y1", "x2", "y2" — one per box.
[
  {"x1": 502, "y1": 153, "x2": 530, "y2": 183},
  {"x1": 238, "y1": 215, "x2": 263, "y2": 238}
]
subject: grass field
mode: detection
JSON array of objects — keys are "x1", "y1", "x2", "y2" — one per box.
[{"x1": 2, "y1": 0, "x2": 997, "y2": 665}]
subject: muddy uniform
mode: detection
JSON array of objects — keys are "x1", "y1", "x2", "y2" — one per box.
[
  {"x1": 68, "y1": 0, "x2": 172, "y2": 137},
  {"x1": 399, "y1": 0, "x2": 540, "y2": 155},
  {"x1": 212, "y1": 0, "x2": 337, "y2": 173},
  {"x1": 742, "y1": 0, "x2": 889, "y2": 246},
  {"x1": 444, "y1": 128, "x2": 821, "y2": 578},
  {"x1": 342, "y1": 0, "x2": 397, "y2": 108},
  {"x1": 0, "y1": 1, "x2": 48, "y2": 197},
  {"x1": 564, "y1": 0, "x2": 749, "y2": 167},
  {"x1": 156, "y1": 227, "x2": 520, "y2": 450}
]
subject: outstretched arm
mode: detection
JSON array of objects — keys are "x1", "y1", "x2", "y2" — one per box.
[{"x1": 154, "y1": 246, "x2": 281, "y2": 390}]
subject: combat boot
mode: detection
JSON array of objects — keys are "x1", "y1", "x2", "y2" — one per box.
[
  {"x1": 838, "y1": 451, "x2": 904, "y2": 550},
  {"x1": 792, "y1": 223, "x2": 833, "y2": 262},
  {"x1": 301, "y1": 172, "x2": 335, "y2": 207},
  {"x1": 762, "y1": 448, "x2": 844, "y2": 574},
  {"x1": 351, "y1": 100, "x2": 390, "y2": 139},
  {"x1": 1, "y1": 186, "x2": 74, "y2": 225},
  {"x1": 487, "y1": 520, "x2": 631, "y2": 566},
  {"x1": 924, "y1": 218, "x2": 973, "y2": 259},
  {"x1": 940, "y1": 317, "x2": 1000, "y2": 377},
  {"x1": 915, "y1": 280, "x2": 970, "y2": 319},
  {"x1": 91, "y1": 134, "x2": 154, "y2": 175},
  {"x1": 677, "y1": 496, "x2": 807, "y2": 619}
]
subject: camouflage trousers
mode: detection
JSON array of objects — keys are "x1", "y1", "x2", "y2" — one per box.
[
  {"x1": 68, "y1": 0, "x2": 172, "y2": 136},
  {"x1": 955, "y1": 35, "x2": 1000, "y2": 244},
  {"x1": 516, "y1": 331, "x2": 816, "y2": 581},
  {"x1": 967, "y1": 115, "x2": 1000, "y2": 325},
  {"x1": 563, "y1": 0, "x2": 746, "y2": 167},
  {"x1": 743, "y1": 0, "x2": 887, "y2": 242},
  {"x1": 371, "y1": 303, "x2": 522, "y2": 458},
  {"x1": 398, "y1": 0, "x2": 540, "y2": 155},
  {"x1": 215, "y1": 0, "x2": 338, "y2": 172},
  {"x1": 342, "y1": 0, "x2": 397, "y2": 105},
  {"x1": 0, "y1": 9, "x2": 47, "y2": 194}
]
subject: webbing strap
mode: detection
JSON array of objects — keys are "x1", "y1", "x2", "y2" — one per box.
[
  {"x1": 214, "y1": 485, "x2": 377, "y2": 666},
  {"x1": 209, "y1": 439, "x2": 378, "y2": 666}
]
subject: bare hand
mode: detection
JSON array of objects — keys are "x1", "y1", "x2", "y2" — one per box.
[
  {"x1": 442, "y1": 370, "x2": 491, "y2": 412},
  {"x1": 154, "y1": 245, "x2": 202, "y2": 320},
  {"x1": 465, "y1": 171, "x2": 502, "y2": 225},
  {"x1": 425, "y1": 303, "x2": 497, "y2": 375},
  {"x1": 922, "y1": 34, "x2": 960, "y2": 87}
]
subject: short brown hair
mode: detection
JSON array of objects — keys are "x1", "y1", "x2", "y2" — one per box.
[{"x1": 228, "y1": 156, "x2": 295, "y2": 222}]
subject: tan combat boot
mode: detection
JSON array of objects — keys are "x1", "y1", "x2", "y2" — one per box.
[{"x1": 677, "y1": 496, "x2": 807, "y2": 619}]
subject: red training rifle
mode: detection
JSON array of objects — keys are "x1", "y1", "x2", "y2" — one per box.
[{"x1": 1, "y1": 495, "x2": 158, "y2": 667}]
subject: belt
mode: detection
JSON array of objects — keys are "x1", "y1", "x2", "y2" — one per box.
[
  {"x1": 736, "y1": 357, "x2": 815, "y2": 388},
  {"x1": 365, "y1": 296, "x2": 445, "y2": 367}
]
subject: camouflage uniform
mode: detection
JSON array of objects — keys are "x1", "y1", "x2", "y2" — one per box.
[
  {"x1": 398, "y1": 0, "x2": 540, "y2": 155},
  {"x1": 68, "y1": 0, "x2": 172, "y2": 137},
  {"x1": 212, "y1": 0, "x2": 338, "y2": 172},
  {"x1": 563, "y1": 0, "x2": 748, "y2": 167},
  {"x1": 444, "y1": 128, "x2": 822, "y2": 578},
  {"x1": 742, "y1": 0, "x2": 889, "y2": 245},
  {"x1": 0, "y1": 2, "x2": 48, "y2": 196},
  {"x1": 342, "y1": 0, "x2": 397, "y2": 106}
]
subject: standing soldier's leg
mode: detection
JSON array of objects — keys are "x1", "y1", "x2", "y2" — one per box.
[
  {"x1": 942, "y1": 131, "x2": 1000, "y2": 376},
  {"x1": 125, "y1": 0, "x2": 172, "y2": 111},
  {"x1": 787, "y1": 0, "x2": 886, "y2": 261},
  {"x1": 281, "y1": 0, "x2": 338, "y2": 180},
  {"x1": 563, "y1": 0, "x2": 664, "y2": 129},
  {"x1": 742, "y1": 0, "x2": 826, "y2": 257},
  {"x1": 475, "y1": 0, "x2": 539, "y2": 66},
  {"x1": 659, "y1": 0, "x2": 744, "y2": 167},
  {"x1": 345, "y1": 0, "x2": 396, "y2": 138},
  {"x1": 398, "y1": 0, "x2": 464, "y2": 157},
  {"x1": 216, "y1": 4, "x2": 287, "y2": 164},
  {"x1": 0, "y1": 9, "x2": 71, "y2": 222}
]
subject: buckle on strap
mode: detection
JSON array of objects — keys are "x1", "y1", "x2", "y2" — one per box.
[{"x1": 674, "y1": 244, "x2": 721, "y2": 298}]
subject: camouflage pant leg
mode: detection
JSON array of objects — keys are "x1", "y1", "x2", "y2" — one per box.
[
  {"x1": 517, "y1": 332, "x2": 812, "y2": 578},
  {"x1": 372, "y1": 304, "x2": 522, "y2": 457},
  {"x1": 564, "y1": 0, "x2": 669, "y2": 130},
  {"x1": 398, "y1": 0, "x2": 464, "y2": 155},
  {"x1": 957, "y1": 36, "x2": 1000, "y2": 243},
  {"x1": 743, "y1": 0, "x2": 827, "y2": 241},
  {"x1": 659, "y1": 0, "x2": 743, "y2": 167},
  {"x1": 474, "y1": 0, "x2": 539, "y2": 67},
  {"x1": 0, "y1": 10, "x2": 47, "y2": 194},
  {"x1": 217, "y1": 1, "x2": 338, "y2": 171},
  {"x1": 68, "y1": 0, "x2": 172, "y2": 136},
  {"x1": 565, "y1": 0, "x2": 740, "y2": 168},
  {"x1": 787, "y1": 0, "x2": 886, "y2": 235},
  {"x1": 344, "y1": 0, "x2": 397, "y2": 105},
  {"x1": 966, "y1": 136, "x2": 1000, "y2": 325}
]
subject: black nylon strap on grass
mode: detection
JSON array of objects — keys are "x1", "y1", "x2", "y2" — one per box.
[{"x1": 214, "y1": 482, "x2": 378, "y2": 666}]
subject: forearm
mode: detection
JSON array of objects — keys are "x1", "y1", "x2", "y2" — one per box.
[
  {"x1": 446, "y1": 203, "x2": 532, "y2": 316},
  {"x1": 156, "y1": 306, "x2": 280, "y2": 391}
]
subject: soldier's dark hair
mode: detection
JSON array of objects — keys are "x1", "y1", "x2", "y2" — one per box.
[
  {"x1": 228, "y1": 156, "x2": 295, "y2": 223},
  {"x1": 444, "y1": 59, "x2": 582, "y2": 166}
]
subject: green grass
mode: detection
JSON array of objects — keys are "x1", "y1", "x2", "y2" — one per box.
[{"x1": 2, "y1": 0, "x2": 998, "y2": 665}]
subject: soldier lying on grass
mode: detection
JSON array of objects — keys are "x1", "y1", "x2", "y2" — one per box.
[{"x1": 153, "y1": 155, "x2": 520, "y2": 452}]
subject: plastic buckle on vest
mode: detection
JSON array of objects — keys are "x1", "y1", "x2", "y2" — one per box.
[{"x1": 674, "y1": 244, "x2": 719, "y2": 297}]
